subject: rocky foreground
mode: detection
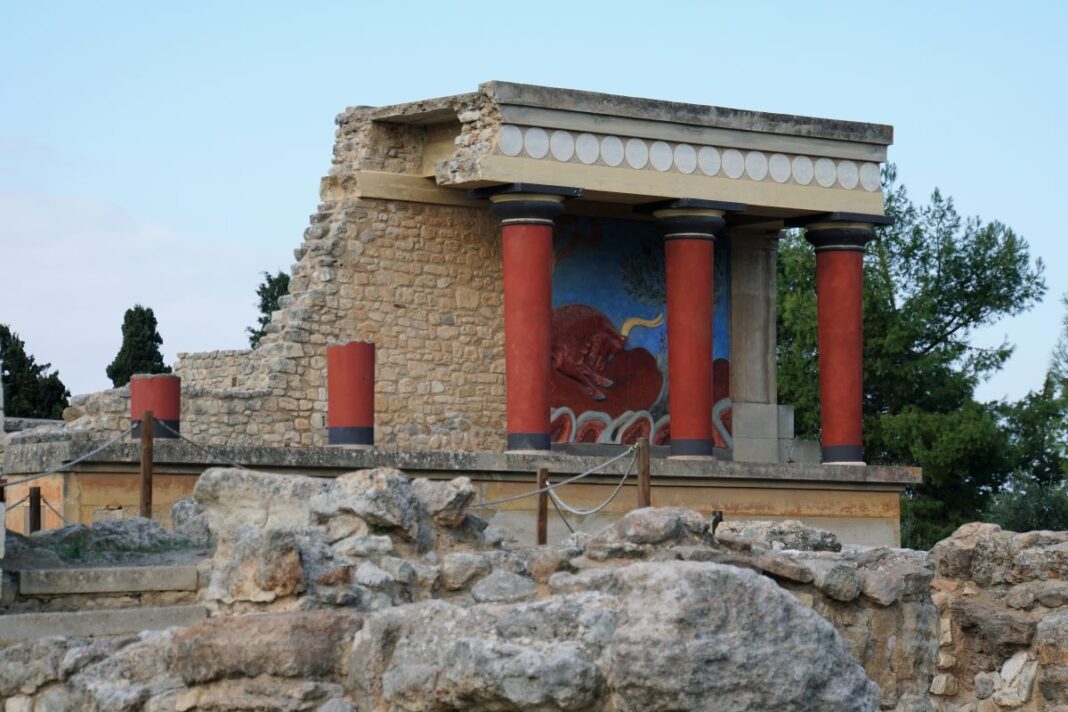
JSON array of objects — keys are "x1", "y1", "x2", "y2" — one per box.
[{"x1": 1, "y1": 467, "x2": 1066, "y2": 711}]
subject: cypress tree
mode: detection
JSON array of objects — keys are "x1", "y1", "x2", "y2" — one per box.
[
  {"x1": 0, "y1": 325, "x2": 70, "y2": 419},
  {"x1": 106, "y1": 305, "x2": 171, "y2": 387}
]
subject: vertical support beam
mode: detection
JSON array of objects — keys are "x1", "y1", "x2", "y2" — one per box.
[
  {"x1": 479, "y1": 185, "x2": 581, "y2": 452},
  {"x1": 140, "y1": 410, "x2": 154, "y2": 519},
  {"x1": 636, "y1": 439, "x2": 651, "y2": 508},
  {"x1": 805, "y1": 221, "x2": 876, "y2": 464},
  {"x1": 29, "y1": 487, "x2": 42, "y2": 533},
  {"x1": 729, "y1": 229, "x2": 781, "y2": 405},
  {"x1": 536, "y1": 468, "x2": 548, "y2": 546},
  {"x1": 652, "y1": 201, "x2": 735, "y2": 458}
]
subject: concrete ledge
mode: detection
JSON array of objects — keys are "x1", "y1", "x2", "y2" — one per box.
[
  {"x1": 19, "y1": 565, "x2": 199, "y2": 596},
  {"x1": 0, "y1": 605, "x2": 208, "y2": 641}
]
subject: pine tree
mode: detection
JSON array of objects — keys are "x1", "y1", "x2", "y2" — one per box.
[
  {"x1": 105, "y1": 305, "x2": 171, "y2": 387},
  {"x1": 247, "y1": 270, "x2": 289, "y2": 348},
  {"x1": 0, "y1": 325, "x2": 70, "y2": 419}
]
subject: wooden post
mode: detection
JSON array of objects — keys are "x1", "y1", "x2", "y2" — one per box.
[
  {"x1": 140, "y1": 410, "x2": 154, "y2": 519},
  {"x1": 28, "y1": 486, "x2": 42, "y2": 532},
  {"x1": 637, "y1": 439, "x2": 651, "y2": 508},
  {"x1": 536, "y1": 468, "x2": 548, "y2": 546}
]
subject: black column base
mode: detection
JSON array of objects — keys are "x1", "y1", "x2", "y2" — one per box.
[
  {"x1": 130, "y1": 419, "x2": 180, "y2": 439},
  {"x1": 670, "y1": 438, "x2": 714, "y2": 457},
  {"x1": 329, "y1": 426, "x2": 374, "y2": 446},
  {"x1": 822, "y1": 444, "x2": 864, "y2": 463},
  {"x1": 506, "y1": 432, "x2": 551, "y2": 451}
]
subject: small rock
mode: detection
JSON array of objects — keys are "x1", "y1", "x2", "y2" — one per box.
[
  {"x1": 807, "y1": 560, "x2": 862, "y2": 602},
  {"x1": 333, "y1": 534, "x2": 392, "y2": 557},
  {"x1": 974, "y1": 671, "x2": 1001, "y2": 699},
  {"x1": 471, "y1": 569, "x2": 536, "y2": 603},
  {"x1": 411, "y1": 476, "x2": 475, "y2": 527},
  {"x1": 442, "y1": 552, "x2": 491, "y2": 590},
  {"x1": 930, "y1": 673, "x2": 958, "y2": 696},
  {"x1": 355, "y1": 561, "x2": 394, "y2": 589},
  {"x1": 717, "y1": 519, "x2": 841, "y2": 552}
]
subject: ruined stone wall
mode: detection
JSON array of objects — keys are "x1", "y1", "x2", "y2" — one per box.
[{"x1": 57, "y1": 94, "x2": 508, "y2": 451}]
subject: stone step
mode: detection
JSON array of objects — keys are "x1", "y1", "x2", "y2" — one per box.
[
  {"x1": 0, "y1": 605, "x2": 209, "y2": 642},
  {"x1": 18, "y1": 565, "x2": 199, "y2": 596}
]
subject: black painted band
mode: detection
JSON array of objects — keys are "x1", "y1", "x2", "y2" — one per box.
[
  {"x1": 822, "y1": 444, "x2": 864, "y2": 463},
  {"x1": 490, "y1": 200, "x2": 565, "y2": 225},
  {"x1": 670, "y1": 438, "x2": 714, "y2": 457},
  {"x1": 507, "y1": 432, "x2": 551, "y2": 451},
  {"x1": 329, "y1": 426, "x2": 374, "y2": 446},
  {"x1": 655, "y1": 213, "x2": 725, "y2": 240},
  {"x1": 130, "y1": 419, "x2": 181, "y2": 439},
  {"x1": 805, "y1": 227, "x2": 875, "y2": 252}
]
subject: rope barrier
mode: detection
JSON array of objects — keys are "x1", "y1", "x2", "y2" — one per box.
[
  {"x1": 41, "y1": 497, "x2": 70, "y2": 525},
  {"x1": 0, "y1": 425, "x2": 136, "y2": 490},
  {"x1": 548, "y1": 447, "x2": 637, "y2": 517},
  {"x1": 153, "y1": 420, "x2": 250, "y2": 470},
  {"x1": 548, "y1": 491, "x2": 576, "y2": 534},
  {"x1": 472, "y1": 445, "x2": 638, "y2": 509},
  {"x1": 4, "y1": 496, "x2": 29, "y2": 510}
]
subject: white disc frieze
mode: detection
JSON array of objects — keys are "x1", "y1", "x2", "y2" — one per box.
[
  {"x1": 792, "y1": 155, "x2": 814, "y2": 185},
  {"x1": 625, "y1": 138, "x2": 649, "y2": 169},
  {"x1": 722, "y1": 149, "x2": 745, "y2": 179},
  {"x1": 698, "y1": 146, "x2": 721, "y2": 176},
  {"x1": 575, "y1": 133, "x2": 600, "y2": 164},
  {"x1": 837, "y1": 160, "x2": 859, "y2": 189},
  {"x1": 499, "y1": 125, "x2": 523, "y2": 157},
  {"x1": 650, "y1": 141, "x2": 673, "y2": 171},
  {"x1": 601, "y1": 135, "x2": 624, "y2": 166},
  {"x1": 524, "y1": 127, "x2": 550, "y2": 159},
  {"x1": 674, "y1": 144, "x2": 697, "y2": 174},
  {"x1": 859, "y1": 162, "x2": 881, "y2": 191},
  {"x1": 814, "y1": 158, "x2": 837, "y2": 188},
  {"x1": 549, "y1": 130, "x2": 575, "y2": 161},
  {"x1": 745, "y1": 151, "x2": 769, "y2": 181},
  {"x1": 769, "y1": 153, "x2": 791, "y2": 183}
]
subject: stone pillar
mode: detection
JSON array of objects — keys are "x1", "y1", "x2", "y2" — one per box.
[
  {"x1": 805, "y1": 221, "x2": 876, "y2": 464},
  {"x1": 654, "y1": 204, "x2": 727, "y2": 458},
  {"x1": 484, "y1": 186, "x2": 580, "y2": 452},
  {"x1": 730, "y1": 229, "x2": 783, "y2": 463}
]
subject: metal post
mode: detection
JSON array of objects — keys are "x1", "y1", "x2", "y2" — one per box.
[
  {"x1": 140, "y1": 410, "x2": 154, "y2": 519},
  {"x1": 637, "y1": 439, "x2": 652, "y2": 508},
  {"x1": 536, "y1": 468, "x2": 548, "y2": 546},
  {"x1": 28, "y1": 486, "x2": 41, "y2": 532}
]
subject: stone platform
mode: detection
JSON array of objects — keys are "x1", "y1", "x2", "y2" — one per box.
[{"x1": 3, "y1": 438, "x2": 919, "y2": 546}]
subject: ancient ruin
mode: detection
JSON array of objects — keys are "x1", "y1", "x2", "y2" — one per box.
[{"x1": 4, "y1": 82, "x2": 914, "y2": 547}]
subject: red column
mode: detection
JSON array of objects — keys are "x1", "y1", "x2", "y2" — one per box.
[
  {"x1": 489, "y1": 193, "x2": 567, "y2": 451},
  {"x1": 327, "y1": 341, "x2": 375, "y2": 447},
  {"x1": 130, "y1": 374, "x2": 181, "y2": 438},
  {"x1": 656, "y1": 208, "x2": 725, "y2": 458},
  {"x1": 806, "y1": 224, "x2": 874, "y2": 464}
]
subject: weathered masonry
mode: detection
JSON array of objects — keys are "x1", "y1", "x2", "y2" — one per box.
[{"x1": 3, "y1": 82, "x2": 918, "y2": 545}]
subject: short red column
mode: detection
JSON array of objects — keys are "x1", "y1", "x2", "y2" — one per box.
[
  {"x1": 655, "y1": 207, "x2": 726, "y2": 458},
  {"x1": 130, "y1": 374, "x2": 181, "y2": 438},
  {"x1": 327, "y1": 341, "x2": 375, "y2": 447},
  {"x1": 806, "y1": 223, "x2": 875, "y2": 464},
  {"x1": 486, "y1": 191, "x2": 572, "y2": 451}
]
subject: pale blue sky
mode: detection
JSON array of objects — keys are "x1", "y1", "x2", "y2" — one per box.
[{"x1": 2, "y1": 1, "x2": 1065, "y2": 401}]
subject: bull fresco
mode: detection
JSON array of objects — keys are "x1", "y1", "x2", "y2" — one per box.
[{"x1": 550, "y1": 216, "x2": 732, "y2": 448}]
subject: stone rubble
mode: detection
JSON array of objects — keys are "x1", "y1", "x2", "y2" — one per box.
[{"x1": 0, "y1": 467, "x2": 1064, "y2": 711}]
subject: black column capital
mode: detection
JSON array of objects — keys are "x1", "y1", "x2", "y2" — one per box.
[
  {"x1": 643, "y1": 199, "x2": 743, "y2": 241},
  {"x1": 470, "y1": 183, "x2": 582, "y2": 226},
  {"x1": 804, "y1": 224, "x2": 876, "y2": 252}
]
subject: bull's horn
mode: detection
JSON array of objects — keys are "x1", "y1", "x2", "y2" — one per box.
[{"x1": 621, "y1": 312, "x2": 664, "y2": 337}]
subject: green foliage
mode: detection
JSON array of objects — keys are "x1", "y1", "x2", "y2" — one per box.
[
  {"x1": 777, "y1": 165, "x2": 1050, "y2": 548},
  {"x1": 984, "y1": 472, "x2": 1068, "y2": 533},
  {"x1": 105, "y1": 305, "x2": 171, "y2": 388},
  {"x1": 247, "y1": 270, "x2": 290, "y2": 348},
  {"x1": 0, "y1": 324, "x2": 70, "y2": 419}
]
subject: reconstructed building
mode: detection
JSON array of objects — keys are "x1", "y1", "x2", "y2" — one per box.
[{"x1": 3, "y1": 83, "x2": 918, "y2": 545}]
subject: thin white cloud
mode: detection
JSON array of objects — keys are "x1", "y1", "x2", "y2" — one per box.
[{"x1": 0, "y1": 191, "x2": 291, "y2": 397}]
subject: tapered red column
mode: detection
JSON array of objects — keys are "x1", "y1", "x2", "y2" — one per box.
[
  {"x1": 655, "y1": 207, "x2": 727, "y2": 458},
  {"x1": 806, "y1": 223, "x2": 875, "y2": 464},
  {"x1": 490, "y1": 192, "x2": 568, "y2": 451}
]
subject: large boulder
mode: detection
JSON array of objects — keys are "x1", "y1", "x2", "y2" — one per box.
[{"x1": 348, "y1": 561, "x2": 880, "y2": 711}]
